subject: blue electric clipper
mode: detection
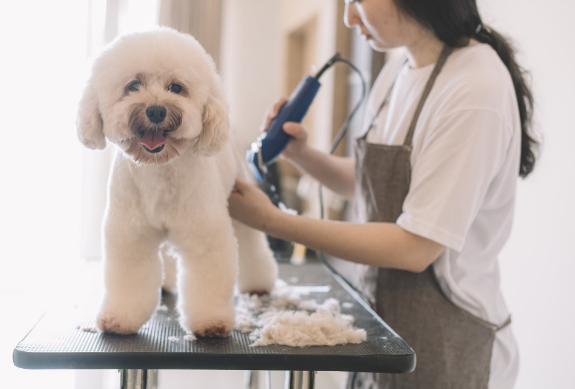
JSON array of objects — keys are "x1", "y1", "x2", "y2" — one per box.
[{"x1": 246, "y1": 53, "x2": 342, "y2": 180}]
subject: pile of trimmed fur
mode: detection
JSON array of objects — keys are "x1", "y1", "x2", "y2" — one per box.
[{"x1": 234, "y1": 279, "x2": 366, "y2": 347}]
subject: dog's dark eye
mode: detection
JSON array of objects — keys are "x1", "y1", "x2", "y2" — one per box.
[
  {"x1": 169, "y1": 83, "x2": 182, "y2": 94},
  {"x1": 128, "y1": 81, "x2": 141, "y2": 92}
]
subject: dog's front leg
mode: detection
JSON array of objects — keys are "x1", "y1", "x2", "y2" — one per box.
[
  {"x1": 96, "y1": 218, "x2": 164, "y2": 335},
  {"x1": 171, "y1": 209, "x2": 237, "y2": 337}
]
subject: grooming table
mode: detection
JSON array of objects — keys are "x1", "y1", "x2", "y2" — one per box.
[{"x1": 13, "y1": 262, "x2": 415, "y2": 389}]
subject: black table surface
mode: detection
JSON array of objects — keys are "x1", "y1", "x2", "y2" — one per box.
[{"x1": 13, "y1": 262, "x2": 415, "y2": 373}]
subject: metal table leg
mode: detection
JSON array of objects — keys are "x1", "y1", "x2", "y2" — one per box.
[
  {"x1": 265, "y1": 371, "x2": 272, "y2": 389},
  {"x1": 245, "y1": 370, "x2": 273, "y2": 389},
  {"x1": 245, "y1": 370, "x2": 259, "y2": 389},
  {"x1": 120, "y1": 369, "x2": 158, "y2": 389},
  {"x1": 285, "y1": 371, "x2": 315, "y2": 389}
]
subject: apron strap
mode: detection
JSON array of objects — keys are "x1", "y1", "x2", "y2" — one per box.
[
  {"x1": 496, "y1": 315, "x2": 512, "y2": 332},
  {"x1": 403, "y1": 45, "x2": 454, "y2": 147}
]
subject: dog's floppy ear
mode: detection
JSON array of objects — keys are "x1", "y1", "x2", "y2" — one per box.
[
  {"x1": 76, "y1": 82, "x2": 106, "y2": 150},
  {"x1": 195, "y1": 81, "x2": 229, "y2": 156}
]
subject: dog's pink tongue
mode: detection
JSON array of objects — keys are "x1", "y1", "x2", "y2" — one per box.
[{"x1": 138, "y1": 131, "x2": 166, "y2": 150}]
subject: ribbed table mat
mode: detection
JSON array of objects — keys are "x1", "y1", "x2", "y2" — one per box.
[{"x1": 14, "y1": 263, "x2": 414, "y2": 373}]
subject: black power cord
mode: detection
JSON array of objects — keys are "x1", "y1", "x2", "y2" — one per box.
[
  {"x1": 260, "y1": 53, "x2": 368, "y2": 298},
  {"x1": 316, "y1": 56, "x2": 367, "y2": 389},
  {"x1": 315, "y1": 56, "x2": 368, "y2": 298}
]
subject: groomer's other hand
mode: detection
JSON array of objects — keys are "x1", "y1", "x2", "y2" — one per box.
[
  {"x1": 260, "y1": 98, "x2": 308, "y2": 160},
  {"x1": 228, "y1": 178, "x2": 282, "y2": 232},
  {"x1": 260, "y1": 98, "x2": 287, "y2": 132}
]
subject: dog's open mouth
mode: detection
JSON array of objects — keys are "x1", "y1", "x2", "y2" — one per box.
[
  {"x1": 138, "y1": 131, "x2": 167, "y2": 153},
  {"x1": 142, "y1": 144, "x2": 165, "y2": 153}
]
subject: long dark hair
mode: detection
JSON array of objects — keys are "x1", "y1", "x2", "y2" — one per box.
[{"x1": 394, "y1": 0, "x2": 538, "y2": 178}]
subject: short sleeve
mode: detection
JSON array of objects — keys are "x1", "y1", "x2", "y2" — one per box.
[{"x1": 396, "y1": 109, "x2": 512, "y2": 251}]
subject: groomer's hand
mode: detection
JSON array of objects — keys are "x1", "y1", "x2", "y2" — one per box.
[
  {"x1": 261, "y1": 98, "x2": 308, "y2": 160},
  {"x1": 228, "y1": 178, "x2": 283, "y2": 232}
]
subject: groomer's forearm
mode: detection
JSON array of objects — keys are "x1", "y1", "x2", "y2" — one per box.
[
  {"x1": 288, "y1": 147, "x2": 355, "y2": 200},
  {"x1": 266, "y1": 212, "x2": 443, "y2": 273}
]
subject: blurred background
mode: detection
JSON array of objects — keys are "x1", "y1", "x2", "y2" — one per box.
[{"x1": 0, "y1": 0, "x2": 573, "y2": 388}]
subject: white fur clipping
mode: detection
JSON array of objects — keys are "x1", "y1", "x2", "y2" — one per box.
[{"x1": 235, "y1": 279, "x2": 366, "y2": 347}]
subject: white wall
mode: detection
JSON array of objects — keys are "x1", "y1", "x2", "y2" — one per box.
[
  {"x1": 279, "y1": 0, "x2": 339, "y2": 154},
  {"x1": 478, "y1": 1, "x2": 575, "y2": 388},
  {"x1": 220, "y1": 0, "x2": 340, "y2": 163},
  {"x1": 0, "y1": 0, "x2": 88, "y2": 292},
  {"x1": 220, "y1": 0, "x2": 282, "y2": 155}
]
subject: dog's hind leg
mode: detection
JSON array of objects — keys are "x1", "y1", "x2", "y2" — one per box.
[
  {"x1": 231, "y1": 151, "x2": 278, "y2": 294},
  {"x1": 96, "y1": 221, "x2": 164, "y2": 335},
  {"x1": 233, "y1": 220, "x2": 278, "y2": 295},
  {"x1": 171, "y1": 209, "x2": 237, "y2": 337}
]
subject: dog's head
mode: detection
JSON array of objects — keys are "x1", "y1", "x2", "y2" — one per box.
[{"x1": 77, "y1": 27, "x2": 229, "y2": 164}]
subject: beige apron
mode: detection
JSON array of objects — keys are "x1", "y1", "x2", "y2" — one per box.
[{"x1": 345, "y1": 45, "x2": 511, "y2": 389}]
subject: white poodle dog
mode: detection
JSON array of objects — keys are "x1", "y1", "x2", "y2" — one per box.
[{"x1": 76, "y1": 27, "x2": 278, "y2": 337}]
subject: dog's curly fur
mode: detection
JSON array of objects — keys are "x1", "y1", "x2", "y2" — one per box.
[{"x1": 77, "y1": 27, "x2": 278, "y2": 337}]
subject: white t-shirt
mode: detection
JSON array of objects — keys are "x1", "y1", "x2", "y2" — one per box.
[{"x1": 364, "y1": 44, "x2": 520, "y2": 389}]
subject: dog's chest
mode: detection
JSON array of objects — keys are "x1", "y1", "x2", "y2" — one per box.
[
  {"x1": 131, "y1": 165, "x2": 188, "y2": 227},
  {"x1": 122, "y1": 151, "x2": 232, "y2": 230}
]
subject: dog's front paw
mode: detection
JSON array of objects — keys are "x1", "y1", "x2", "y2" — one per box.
[
  {"x1": 193, "y1": 321, "x2": 234, "y2": 338},
  {"x1": 179, "y1": 302, "x2": 235, "y2": 338},
  {"x1": 97, "y1": 312, "x2": 143, "y2": 335}
]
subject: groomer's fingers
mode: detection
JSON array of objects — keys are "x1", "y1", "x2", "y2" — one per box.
[
  {"x1": 231, "y1": 178, "x2": 249, "y2": 194},
  {"x1": 260, "y1": 98, "x2": 288, "y2": 132},
  {"x1": 283, "y1": 122, "x2": 306, "y2": 139},
  {"x1": 281, "y1": 122, "x2": 308, "y2": 158},
  {"x1": 272, "y1": 98, "x2": 288, "y2": 117}
]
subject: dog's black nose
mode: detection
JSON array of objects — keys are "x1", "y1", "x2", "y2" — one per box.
[{"x1": 146, "y1": 106, "x2": 167, "y2": 123}]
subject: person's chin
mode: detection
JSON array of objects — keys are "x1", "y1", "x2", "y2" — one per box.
[
  {"x1": 367, "y1": 37, "x2": 398, "y2": 53},
  {"x1": 368, "y1": 40, "x2": 387, "y2": 52},
  {"x1": 360, "y1": 34, "x2": 382, "y2": 51}
]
